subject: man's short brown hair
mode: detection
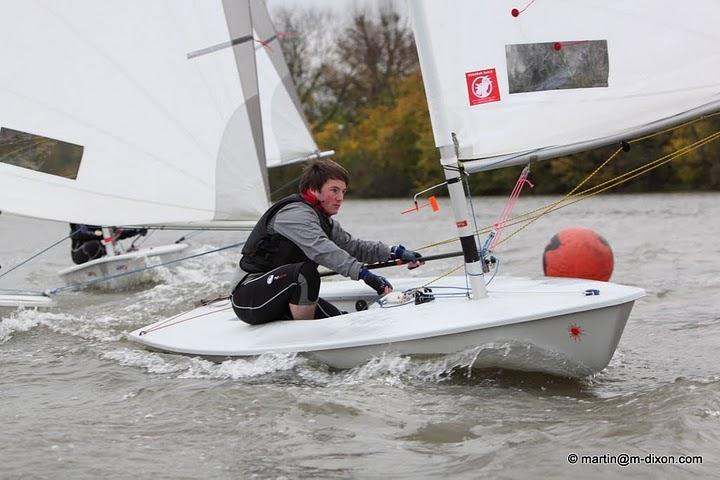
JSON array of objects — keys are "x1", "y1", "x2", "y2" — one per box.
[{"x1": 298, "y1": 159, "x2": 350, "y2": 193}]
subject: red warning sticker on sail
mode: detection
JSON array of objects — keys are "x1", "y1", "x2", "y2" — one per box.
[{"x1": 466, "y1": 68, "x2": 501, "y2": 106}]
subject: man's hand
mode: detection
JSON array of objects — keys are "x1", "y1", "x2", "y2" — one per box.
[
  {"x1": 359, "y1": 268, "x2": 393, "y2": 295},
  {"x1": 391, "y1": 245, "x2": 425, "y2": 270}
]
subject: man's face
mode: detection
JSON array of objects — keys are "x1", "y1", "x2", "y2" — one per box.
[{"x1": 312, "y1": 178, "x2": 347, "y2": 216}]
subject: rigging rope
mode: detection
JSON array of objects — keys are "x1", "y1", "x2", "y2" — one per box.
[
  {"x1": 408, "y1": 120, "x2": 720, "y2": 289},
  {"x1": 499, "y1": 128, "x2": 720, "y2": 247},
  {"x1": 170, "y1": 229, "x2": 205, "y2": 245},
  {"x1": 129, "y1": 228, "x2": 155, "y2": 250},
  {"x1": 489, "y1": 165, "x2": 533, "y2": 251},
  {"x1": 270, "y1": 173, "x2": 303, "y2": 198},
  {"x1": 418, "y1": 124, "x2": 720, "y2": 254},
  {"x1": 0, "y1": 228, "x2": 78, "y2": 280},
  {"x1": 138, "y1": 304, "x2": 234, "y2": 335}
]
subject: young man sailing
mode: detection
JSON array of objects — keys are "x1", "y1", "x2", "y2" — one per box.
[{"x1": 231, "y1": 159, "x2": 424, "y2": 325}]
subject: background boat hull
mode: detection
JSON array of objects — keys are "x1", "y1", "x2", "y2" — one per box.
[{"x1": 57, "y1": 243, "x2": 189, "y2": 291}]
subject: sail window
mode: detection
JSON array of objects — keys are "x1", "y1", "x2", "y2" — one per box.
[
  {"x1": 0, "y1": 127, "x2": 83, "y2": 179},
  {"x1": 505, "y1": 40, "x2": 609, "y2": 94}
]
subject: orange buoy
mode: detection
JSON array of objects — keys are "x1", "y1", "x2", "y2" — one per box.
[{"x1": 543, "y1": 227, "x2": 614, "y2": 281}]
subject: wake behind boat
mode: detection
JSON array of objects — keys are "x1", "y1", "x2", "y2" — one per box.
[{"x1": 129, "y1": 276, "x2": 644, "y2": 377}]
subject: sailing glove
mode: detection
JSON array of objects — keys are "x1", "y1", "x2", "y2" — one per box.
[
  {"x1": 391, "y1": 245, "x2": 424, "y2": 269},
  {"x1": 78, "y1": 225, "x2": 102, "y2": 237},
  {"x1": 359, "y1": 267, "x2": 393, "y2": 295}
]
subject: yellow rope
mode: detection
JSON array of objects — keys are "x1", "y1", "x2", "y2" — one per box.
[
  {"x1": 414, "y1": 144, "x2": 628, "y2": 252},
  {"x1": 630, "y1": 111, "x2": 720, "y2": 144},
  {"x1": 496, "y1": 129, "x2": 720, "y2": 248},
  {"x1": 413, "y1": 123, "x2": 720, "y2": 287},
  {"x1": 419, "y1": 126, "x2": 720, "y2": 253},
  {"x1": 420, "y1": 263, "x2": 465, "y2": 289}
]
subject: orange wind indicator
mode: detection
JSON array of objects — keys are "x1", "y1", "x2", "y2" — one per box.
[{"x1": 401, "y1": 196, "x2": 440, "y2": 214}]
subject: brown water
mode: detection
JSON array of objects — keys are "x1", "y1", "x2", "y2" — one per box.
[{"x1": 1, "y1": 193, "x2": 719, "y2": 479}]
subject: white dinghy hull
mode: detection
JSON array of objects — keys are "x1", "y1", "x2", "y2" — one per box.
[
  {"x1": 307, "y1": 301, "x2": 633, "y2": 376},
  {"x1": 58, "y1": 243, "x2": 189, "y2": 291},
  {"x1": 128, "y1": 276, "x2": 644, "y2": 377},
  {"x1": 0, "y1": 293, "x2": 53, "y2": 316}
]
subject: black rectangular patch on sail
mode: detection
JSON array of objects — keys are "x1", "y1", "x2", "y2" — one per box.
[
  {"x1": 506, "y1": 40, "x2": 609, "y2": 94},
  {"x1": 0, "y1": 127, "x2": 83, "y2": 179}
]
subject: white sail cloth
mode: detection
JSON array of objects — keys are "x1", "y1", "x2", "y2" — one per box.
[
  {"x1": 409, "y1": 0, "x2": 720, "y2": 171},
  {"x1": 0, "y1": 0, "x2": 318, "y2": 226},
  {"x1": 250, "y1": 0, "x2": 318, "y2": 168}
]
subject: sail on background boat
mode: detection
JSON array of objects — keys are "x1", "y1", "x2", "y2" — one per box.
[
  {"x1": 410, "y1": 0, "x2": 720, "y2": 172},
  {"x1": 0, "y1": 0, "x2": 320, "y2": 228}
]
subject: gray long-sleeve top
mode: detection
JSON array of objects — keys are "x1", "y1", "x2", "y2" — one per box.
[{"x1": 268, "y1": 202, "x2": 391, "y2": 280}]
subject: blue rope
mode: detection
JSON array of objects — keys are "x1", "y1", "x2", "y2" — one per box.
[
  {"x1": 0, "y1": 228, "x2": 79, "y2": 280},
  {"x1": 45, "y1": 241, "x2": 246, "y2": 294}
]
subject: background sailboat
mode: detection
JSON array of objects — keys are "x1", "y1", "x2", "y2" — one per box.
[
  {"x1": 128, "y1": 0, "x2": 720, "y2": 377},
  {"x1": 0, "y1": 0, "x2": 327, "y2": 294}
]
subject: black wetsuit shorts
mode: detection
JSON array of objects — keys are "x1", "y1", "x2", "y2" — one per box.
[{"x1": 231, "y1": 262, "x2": 341, "y2": 325}]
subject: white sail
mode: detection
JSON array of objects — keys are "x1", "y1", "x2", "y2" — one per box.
[
  {"x1": 251, "y1": 0, "x2": 320, "y2": 168},
  {"x1": 409, "y1": 0, "x2": 720, "y2": 172},
  {"x1": 0, "y1": 0, "x2": 317, "y2": 227}
]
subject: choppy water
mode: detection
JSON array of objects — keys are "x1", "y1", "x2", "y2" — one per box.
[{"x1": 1, "y1": 193, "x2": 719, "y2": 479}]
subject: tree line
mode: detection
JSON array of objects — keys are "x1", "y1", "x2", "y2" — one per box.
[{"x1": 268, "y1": 4, "x2": 720, "y2": 199}]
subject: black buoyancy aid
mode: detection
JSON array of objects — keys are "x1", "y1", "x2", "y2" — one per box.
[{"x1": 239, "y1": 194, "x2": 333, "y2": 274}]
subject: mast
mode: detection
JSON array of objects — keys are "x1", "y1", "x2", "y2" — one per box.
[
  {"x1": 411, "y1": 2, "x2": 487, "y2": 299},
  {"x1": 101, "y1": 227, "x2": 117, "y2": 257},
  {"x1": 439, "y1": 146, "x2": 487, "y2": 299}
]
